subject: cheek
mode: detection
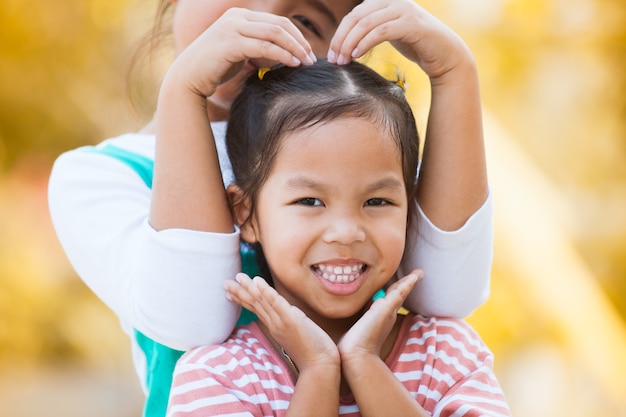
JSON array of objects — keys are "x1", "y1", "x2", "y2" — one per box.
[
  {"x1": 378, "y1": 217, "x2": 408, "y2": 267},
  {"x1": 258, "y1": 214, "x2": 310, "y2": 264}
]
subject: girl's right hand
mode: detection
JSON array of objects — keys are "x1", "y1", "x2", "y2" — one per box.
[
  {"x1": 328, "y1": 0, "x2": 473, "y2": 81},
  {"x1": 224, "y1": 274, "x2": 340, "y2": 373},
  {"x1": 167, "y1": 8, "x2": 316, "y2": 99}
]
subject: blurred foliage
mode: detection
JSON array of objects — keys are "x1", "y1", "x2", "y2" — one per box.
[
  {"x1": 0, "y1": 0, "x2": 145, "y2": 172},
  {"x1": 1, "y1": 0, "x2": 626, "y2": 416},
  {"x1": 0, "y1": 0, "x2": 149, "y2": 368}
]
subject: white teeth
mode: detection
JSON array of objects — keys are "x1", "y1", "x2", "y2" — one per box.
[{"x1": 315, "y1": 263, "x2": 364, "y2": 284}]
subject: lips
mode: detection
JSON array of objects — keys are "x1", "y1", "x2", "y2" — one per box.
[{"x1": 312, "y1": 262, "x2": 367, "y2": 283}]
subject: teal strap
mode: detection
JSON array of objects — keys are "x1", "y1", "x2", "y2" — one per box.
[
  {"x1": 134, "y1": 331, "x2": 184, "y2": 417},
  {"x1": 83, "y1": 144, "x2": 154, "y2": 188},
  {"x1": 81, "y1": 143, "x2": 257, "y2": 417}
]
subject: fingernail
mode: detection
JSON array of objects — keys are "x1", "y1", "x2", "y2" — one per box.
[
  {"x1": 351, "y1": 48, "x2": 360, "y2": 58},
  {"x1": 304, "y1": 54, "x2": 314, "y2": 65},
  {"x1": 292, "y1": 56, "x2": 301, "y2": 66},
  {"x1": 309, "y1": 51, "x2": 317, "y2": 63},
  {"x1": 337, "y1": 55, "x2": 347, "y2": 65},
  {"x1": 327, "y1": 49, "x2": 337, "y2": 63}
]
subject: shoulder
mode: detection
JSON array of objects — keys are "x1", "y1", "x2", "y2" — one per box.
[
  {"x1": 50, "y1": 132, "x2": 156, "y2": 180},
  {"x1": 58, "y1": 132, "x2": 156, "y2": 160},
  {"x1": 401, "y1": 315, "x2": 494, "y2": 370},
  {"x1": 176, "y1": 324, "x2": 288, "y2": 380}
]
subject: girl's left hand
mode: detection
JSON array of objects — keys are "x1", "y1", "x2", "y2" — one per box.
[
  {"x1": 328, "y1": 0, "x2": 471, "y2": 80},
  {"x1": 337, "y1": 270, "x2": 422, "y2": 362}
]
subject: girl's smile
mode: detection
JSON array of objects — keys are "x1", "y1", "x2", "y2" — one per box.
[{"x1": 312, "y1": 260, "x2": 368, "y2": 295}]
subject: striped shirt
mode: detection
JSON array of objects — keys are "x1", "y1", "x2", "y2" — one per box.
[{"x1": 167, "y1": 315, "x2": 510, "y2": 417}]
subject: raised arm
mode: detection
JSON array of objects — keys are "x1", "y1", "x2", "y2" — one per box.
[
  {"x1": 328, "y1": 0, "x2": 491, "y2": 316},
  {"x1": 151, "y1": 8, "x2": 316, "y2": 232}
]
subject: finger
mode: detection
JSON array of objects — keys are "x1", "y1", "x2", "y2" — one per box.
[
  {"x1": 384, "y1": 270, "x2": 422, "y2": 305},
  {"x1": 329, "y1": 1, "x2": 397, "y2": 63},
  {"x1": 371, "y1": 270, "x2": 421, "y2": 314},
  {"x1": 328, "y1": 0, "x2": 377, "y2": 62},
  {"x1": 224, "y1": 273, "x2": 259, "y2": 311},
  {"x1": 335, "y1": 8, "x2": 400, "y2": 63},
  {"x1": 239, "y1": 15, "x2": 316, "y2": 66},
  {"x1": 348, "y1": 10, "x2": 405, "y2": 59}
]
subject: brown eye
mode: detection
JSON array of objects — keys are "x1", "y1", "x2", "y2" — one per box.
[
  {"x1": 297, "y1": 197, "x2": 324, "y2": 207},
  {"x1": 365, "y1": 198, "x2": 389, "y2": 207},
  {"x1": 292, "y1": 15, "x2": 321, "y2": 37}
]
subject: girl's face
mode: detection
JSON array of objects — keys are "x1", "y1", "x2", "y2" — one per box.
[
  {"x1": 172, "y1": 0, "x2": 358, "y2": 118},
  {"x1": 239, "y1": 118, "x2": 408, "y2": 324}
]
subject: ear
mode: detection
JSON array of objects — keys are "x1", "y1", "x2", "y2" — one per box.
[{"x1": 226, "y1": 184, "x2": 259, "y2": 243}]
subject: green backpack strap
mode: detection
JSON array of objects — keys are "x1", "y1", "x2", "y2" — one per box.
[{"x1": 82, "y1": 143, "x2": 257, "y2": 417}]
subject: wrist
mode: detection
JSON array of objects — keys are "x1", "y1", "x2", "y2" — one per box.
[
  {"x1": 162, "y1": 59, "x2": 218, "y2": 102},
  {"x1": 429, "y1": 46, "x2": 477, "y2": 88},
  {"x1": 340, "y1": 349, "x2": 379, "y2": 371}
]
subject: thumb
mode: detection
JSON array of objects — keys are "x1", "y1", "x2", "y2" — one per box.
[{"x1": 386, "y1": 269, "x2": 423, "y2": 304}]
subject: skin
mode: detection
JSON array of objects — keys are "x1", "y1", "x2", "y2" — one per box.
[{"x1": 225, "y1": 117, "x2": 428, "y2": 416}]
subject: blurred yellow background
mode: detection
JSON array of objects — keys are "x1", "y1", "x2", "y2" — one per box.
[{"x1": 1, "y1": 0, "x2": 625, "y2": 416}]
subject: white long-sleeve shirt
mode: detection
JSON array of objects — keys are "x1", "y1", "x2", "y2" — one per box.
[{"x1": 48, "y1": 121, "x2": 493, "y2": 392}]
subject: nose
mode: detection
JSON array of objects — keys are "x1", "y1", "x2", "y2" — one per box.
[{"x1": 322, "y1": 213, "x2": 367, "y2": 245}]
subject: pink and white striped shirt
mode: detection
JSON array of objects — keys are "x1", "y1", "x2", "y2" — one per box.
[{"x1": 167, "y1": 315, "x2": 510, "y2": 417}]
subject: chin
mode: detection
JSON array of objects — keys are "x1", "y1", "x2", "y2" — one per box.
[{"x1": 314, "y1": 303, "x2": 368, "y2": 321}]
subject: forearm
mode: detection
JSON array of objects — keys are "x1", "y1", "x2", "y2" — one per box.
[
  {"x1": 417, "y1": 55, "x2": 488, "y2": 231},
  {"x1": 151, "y1": 68, "x2": 233, "y2": 232},
  {"x1": 287, "y1": 366, "x2": 340, "y2": 417},
  {"x1": 48, "y1": 149, "x2": 242, "y2": 348},
  {"x1": 342, "y1": 354, "x2": 429, "y2": 417}
]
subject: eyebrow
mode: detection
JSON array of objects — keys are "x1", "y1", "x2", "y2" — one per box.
[
  {"x1": 306, "y1": 0, "x2": 339, "y2": 27},
  {"x1": 284, "y1": 175, "x2": 324, "y2": 191},
  {"x1": 366, "y1": 177, "x2": 405, "y2": 192},
  {"x1": 284, "y1": 175, "x2": 405, "y2": 193}
]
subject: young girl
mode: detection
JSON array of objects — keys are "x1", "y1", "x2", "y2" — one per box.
[
  {"x1": 47, "y1": 0, "x2": 492, "y2": 415},
  {"x1": 167, "y1": 60, "x2": 508, "y2": 417}
]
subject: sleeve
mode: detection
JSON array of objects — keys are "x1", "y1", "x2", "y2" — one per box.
[
  {"x1": 167, "y1": 349, "x2": 263, "y2": 417},
  {"x1": 48, "y1": 148, "x2": 242, "y2": 350},
  {"x1": 428, "y1": 319, "x2": 511, "y2": 417},
  {"x1": 398, "y1": 192, "x2": 494, "y2": 318},
  {"x1": 432, "y1": 363, "x2": 511, "y2": 417}
]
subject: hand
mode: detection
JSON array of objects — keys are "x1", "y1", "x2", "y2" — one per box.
[
  {"x1": 224, "y1": 274, "x2": 340, "y2": 372},
  {"x1": 338, "y1": 270, "x2": 422, "y2": 363},
  {"x1": 328, "y1": 0, "x2": 472, "y2": 80},
  {"x1": 168, "y1": 8, "x2": 316, "y2": 99}
]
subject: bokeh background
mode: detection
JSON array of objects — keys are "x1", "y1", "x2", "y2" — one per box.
[{"x1": 1, "y1": 0, "x2": 625, "y2": 416}]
